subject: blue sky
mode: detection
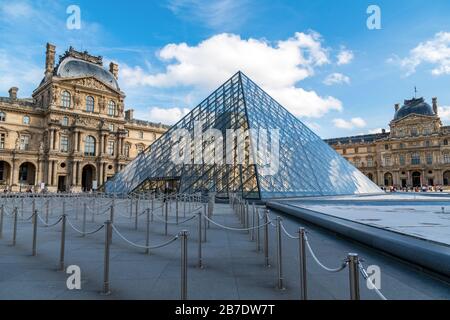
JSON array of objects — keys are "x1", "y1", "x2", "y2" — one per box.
[{"x1": 1, "y1": 0, "x2": 450, "y2": 138}]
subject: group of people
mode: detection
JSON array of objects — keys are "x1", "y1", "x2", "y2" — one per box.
[{"x1": 381, "y1": 185, "x2": 444, "y2": 193}]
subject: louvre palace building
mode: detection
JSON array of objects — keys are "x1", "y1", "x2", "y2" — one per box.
[
  {"x1": 326, "y1": 97, "x2": 450, "y2": 189},
  {"x1": 0, "y1": 43, "x2": 169, "y2": 192}
]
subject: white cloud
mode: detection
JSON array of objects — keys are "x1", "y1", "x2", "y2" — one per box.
[
  {"x1": 122, "y1": 32, "x2": 344, "y2": 118},
  {"x1": 166, "y1": 0, "x2": 250, "y2": 30},
  {"x1": 438, "y1": 106, "x2": 450, "y2": 121},
  {"x1": 336, "y1": 47, "x2": 354, "y2": 65},
  {"x1": 395, "y1": 32, "x2": 450, "y2": 76},
  {"x1": 135, "y1": 107, "x2": 191, "y2": 125},
  {"x1": 368, "y1": 128, "x2": 384, "y2": 134},
  {"x1": 333, "y1": 117, "x2": 367, "y2": 129},
  {"x1": 323, "y1": 73, "x2": 350, "y2": 85}
]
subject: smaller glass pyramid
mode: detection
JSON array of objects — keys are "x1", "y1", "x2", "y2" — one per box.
[{"x1": 105, "y1": 72, "x2": 381, "y2": 199}]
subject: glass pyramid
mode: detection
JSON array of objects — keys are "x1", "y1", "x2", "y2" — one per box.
[{"x1": 105, "y1": 72, "x2": 381, "y2": 199}]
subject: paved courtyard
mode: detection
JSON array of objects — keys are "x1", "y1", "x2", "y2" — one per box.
[{"x1": 0, "y1": 196, "x2": 449, "y2": 300}]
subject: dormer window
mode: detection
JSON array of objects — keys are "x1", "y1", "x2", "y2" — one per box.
[{"x1": 86, "y1": 96, "x2": 94, "y2": 112}]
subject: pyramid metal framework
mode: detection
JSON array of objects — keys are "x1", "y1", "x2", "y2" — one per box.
[{"x1": 105, "y1": 72, "x2": 381, "y2": 199}]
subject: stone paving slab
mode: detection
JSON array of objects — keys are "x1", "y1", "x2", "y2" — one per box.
[{"x1": 0, "y1": 197, "x2": 449, "y2": 300}]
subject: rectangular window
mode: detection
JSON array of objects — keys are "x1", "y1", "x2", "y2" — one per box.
[
  {"x1": 60, "y1": 136, "x2": 69, "y2": 153},
  {"x1": 426, "y1": 153, "x2": 433, "y2": 165},
  {"x1": 19, "y1": 135, "x2": 29, "y2": 151},
  {"x1": 444, "y1": 153, "x2": 450, "y2": 164},
  {"x1": 411, "y1": 153, "x2": 421, "y2": 165},
  {"x1": 399, "y1": 154, "x2": 405, "y2": 166},
  {"x1": 0, "y1": 133, "x2": 5, "y2": 149},
  {"x1": 108, "y1": 141, "x2": 115, "y2": 156},
  {"x1": 383, "y1": 155, "x2": 391, "y2": 166}
]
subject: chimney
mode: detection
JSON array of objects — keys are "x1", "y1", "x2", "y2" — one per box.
[
  {"x1": 125, "y1": 109, "x2": 134, "y2": 121},
  {"x1": 8, "y1": 87, "x2": 18, "y2": 100},
  {"x1": 432, "y1": 97, "x2": 438, "y2": 114},
  {"x1": 45, "y1": 43, "x2": 56, "y2": 79},
  {"x1": 109, "y1": 62, "x2": 119, "y2": 80},
  {"x1": 394, "y1": 103, "x2": 400, "y2": 112}
]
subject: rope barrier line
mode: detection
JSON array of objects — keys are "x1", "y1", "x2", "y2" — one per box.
[
  {"x1": 111, "y1": 224, "x2": 179, "y2": 249},
  {"x1": 304, "y1": 235, "x2": 348, "y2": 273},
  {"x1": 358, "y1": 262, "x2": 388, "y2": 300},
  {"x1": 203, "y1": 213, "x2": 271, "y2": 231},
  {"x1": 37, "y1": 214, "x2": 63, "y2": 227},
  {"x1": 66, "y1": 217, "x2": 105, "y2": 235},
  {"x1": 280, "y1": 221, "x2": 300, "y2": 239}
]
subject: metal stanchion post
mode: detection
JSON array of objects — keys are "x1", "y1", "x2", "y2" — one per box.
[
  {"x1": 135, "y1": 199, "x2": 139, "y2": 231},
  {"x1": 0, "y1": 204, "x2": 3, "y2": 239},
  {"x1": 298, "y1": 227, "x2": 307, "y2": 300},
  {"x1": 91, "y1": 201, "x2": 95, "y2": 222},
  {"x1": 110, "y1": 205, "x2": 114, "y2": 223},
  {"x1": 145, "y1": 208, "x2": 150, "y2": 255},
  {"x1": 129, "y1": 196, "x2": 133, "y2": 219},
  {"x1": 21, "y1": 197, "x2": 24, "y2": 218},
  {"x1": 32, "y1": 210, "x2": 38, "y2": 256},
  {"x1": 276, "y1": 216, "x2": 284, "y2": 289},
  {"x1": 348, "y1": 253, "x2": 360, "y2": 300},
  {"x1": 165, "y1": 200, "x2": 168, "y2": 236},
  {"x1": 134, "y1": 199, "x2": 139, "y2": 230},
  {"x1": 63, "y1": 201, "x2": 66, "y2": 220},
  {"x1": 102, "y1": 221, "x2": 112, "y2": 295},
  {"x1": 45, "y1": 199, "x2": 49, "y2": 224},
  {"x1": 197, "y1": 211, "x2": 203, "y2": 268},
  {"x1": 82, "y1": 203, "x2": 87, "y2": 237},
  {"x1": 264, "y1": 210, "x2": 270, "y2": 267},
  {"x1": 256, "y1": 209, "x2": 260, "y2": 252},
  {"x1": 183, "y1": 195, "x2": 186, "y2": 218},
  {"x1": 12, "y1": 207, "x2": 17, "y2": 246},
  {"x1": 203, "y1": 204, "x2": 207, "y2": 242},
  {"x1": 59, "y1": 214, "x2": 67, "y2": 271},
  {"x1": 176, "y1": 196, "x2": 179, "y2": 224},
  {"x1": 251, "y1": 203, "x2": 255, "y2": 241},
  {"x1": 32, "y1": 199, "x2": 36, "y2": 220},
  {"x1": 245, "y1": 201, "x2": 249, "y2": 232},
  {"x1": 180, "y1": 230, "x2": 188, "y2": 300}
]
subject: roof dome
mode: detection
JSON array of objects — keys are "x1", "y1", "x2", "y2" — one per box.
[
  {"x1": 393, "y1": 97, "x2": 435, "y2": 121},
  {"x1": 56, "y1": 57, "x2": 119, "y2": 90}
]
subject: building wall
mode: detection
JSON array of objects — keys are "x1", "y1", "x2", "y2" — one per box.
[
  {"x1": 0, "y1": 45, "x2": 169, "y2": 192},
  {"x1": 327, "y1": 110, "x2": 450, "y2": 188}
]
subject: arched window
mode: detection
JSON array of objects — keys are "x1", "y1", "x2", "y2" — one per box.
[
  {"x1": 0, "y1": 112, "x2": 6, "y2": 122},
  {"x1": 61, "y1": 91, "x2": 71, "y2": 108},
  {"x1": 84, "y1": 136, "x2": 96, "y2": 156},
  {"x1": 23, "y1": 116, "x2": 30, "y2": 125},
  {"x1": 86, "y1": 96, "x2": 94, "y2": 112},
  {"x1": 108, "y1": 101, "x2": 116, "y2": 116}
]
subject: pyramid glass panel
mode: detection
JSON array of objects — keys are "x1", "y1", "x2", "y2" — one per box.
[{"x1": 105, "y1": 72, "x2": 381, "y2": 199}]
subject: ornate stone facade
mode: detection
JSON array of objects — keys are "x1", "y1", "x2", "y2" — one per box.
[
  {"x1": 326, "y1": 97, "x2": 450, "y2": 189},
  {"x1": 0, "y1": 43, "x2": 169, "y2": 192}
]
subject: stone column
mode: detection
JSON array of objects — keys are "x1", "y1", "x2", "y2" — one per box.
[
  {"x1": 74, "y1": 132, "x2": 79, "y2": 152},
  {"x1": 72, "y1": 161, "x2": 77, "y2": 186},
  {"x1": 77, "y1": 132, "x2": 81, "y2": 153},
  {"x1": 103, "y1": 135, "x2": 107, "y2": 154},
  {"x1": 76, "y1": 162, "x2": 80, "y2": 186},
  {"x1": 49, "y1": 129, "x2": 54, "y2": 151},
  {"x1": 54, "y1": 130, "x2": 60, "y2": 151},
  {"x1": 99, "y1": 162, "x2": 104, "y2": 185},
  {"x1": 52, "y1": 161, "x2": 57, "y2": 186}
]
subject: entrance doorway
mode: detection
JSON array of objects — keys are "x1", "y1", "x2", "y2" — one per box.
[
  {"x1": 401, "y1": 179, "x2": 407, "y2": 188},
  {"x1": 82, "y1": 165, "x2": 96, "y2": 192},
  {"x1": 18, "y1": 162, "x2": 36, "y2": 190},
  {"x1": 384, "y1": 173, "x2": 393, "y2": 187},
  {"x1": 412, "y1": 171, "x2": 421, "y2": 187},
  {"x1": 444, "y1": 171, "x2": 450, "y2": 186},
  {"x1": 58, "y1": 176, "x2": 66, "y2": 192}
]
